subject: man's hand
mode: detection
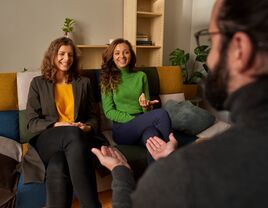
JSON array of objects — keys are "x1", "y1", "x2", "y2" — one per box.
[
  {"x1": 91, "y1": 146, "x2": 131, "y2": 171},
  {"x1": 139, "y1": 93, "x2": 159, "y2": 109},
  {"x1": 146, "y1": 133, "x2": 178, "y2": 161}
]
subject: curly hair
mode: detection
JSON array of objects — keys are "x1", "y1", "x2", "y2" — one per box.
[
  {"x1": 100, "y1": 38, "x2": 136, "y2": 93},
  {"x1": 41, "y1": 37, "x2": 80, "y2": 83}
]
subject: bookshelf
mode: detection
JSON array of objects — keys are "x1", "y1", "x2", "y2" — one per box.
[
  {"x1": 124, "y1": 0, "x2": 165, "y2": 67},
  {"x1": 77, "y1": 45, "x2": 107, "y2": 69}
]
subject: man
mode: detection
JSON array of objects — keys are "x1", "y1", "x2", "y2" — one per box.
[{"x1": 92, "y1": 0, "x2": 268, "y2": 207}]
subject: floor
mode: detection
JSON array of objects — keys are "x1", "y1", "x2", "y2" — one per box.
[{"x1": 71, "y1": 190, "x2": 112, "y2": 208}]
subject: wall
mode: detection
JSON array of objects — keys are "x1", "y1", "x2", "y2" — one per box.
[
  {"x1": 163, "y1": 0, "x2": 193, "y2": 65},
  {"x1": 190, "y1": 0, "x2": 214, "y2": 52},
  {"x1": 0, "y1": 0, "x2": 214, "y2": 71},
  {"x1": 0, "y1": 0, "x2": 123, "y2": 72}
]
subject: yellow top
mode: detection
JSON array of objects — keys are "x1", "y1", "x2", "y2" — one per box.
[{"x1": 54, "y1": 83, "x2": 74, "y2": 122}]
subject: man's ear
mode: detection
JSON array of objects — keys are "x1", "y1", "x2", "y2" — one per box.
[{"x1": 228, "y1": 32, "x2": 253, "y2": 73}]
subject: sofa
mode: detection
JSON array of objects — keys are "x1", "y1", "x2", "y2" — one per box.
[{"x1": 0, "y1": 66, "x2": 230, "y2": 207}]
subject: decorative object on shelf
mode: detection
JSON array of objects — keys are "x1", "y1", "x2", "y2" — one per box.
[
  {"x1": 169, "y1": 45, "x2": 210, "y2": 99},
  {"x1": 62, "y1": 17, "x2": 75, "y2": 38}
]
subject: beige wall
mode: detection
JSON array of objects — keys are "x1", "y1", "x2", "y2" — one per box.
[
  {"x1": 0, "y1": 0, "x2": 214, "y2": 71},
  {"x1": 163, "y1": 0, "x2": 193, "y2": 65},
  {"x1": 190, "y1": 0, "x2": 214, "y2": 52},
  {"x1": 0, "y1": 0, "x2": 123, "y2": 72}
]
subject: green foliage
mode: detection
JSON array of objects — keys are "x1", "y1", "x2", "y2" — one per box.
[
  {"x1": 62, "y1": 17, "x2": 75, "y2": 34},
  {"x1": 169, "y1": 45, "x2": 210, "y2": 84}
]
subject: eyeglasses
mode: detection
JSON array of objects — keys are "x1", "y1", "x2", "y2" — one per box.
[{"x1": 194, "y1": 29, "x2": 221, "y2": 47}]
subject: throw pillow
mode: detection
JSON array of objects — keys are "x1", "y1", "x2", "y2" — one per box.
[{"x1": 163, "y1": 100, "x2": 216, "y2": 135}]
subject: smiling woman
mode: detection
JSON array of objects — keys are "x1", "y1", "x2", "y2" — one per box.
[
  {"x1": 99, "y1": 38, "x2": 173, "y2": 165},
  {"x1": 24, "y1": 37, "x2": 102, "y2": 208}
]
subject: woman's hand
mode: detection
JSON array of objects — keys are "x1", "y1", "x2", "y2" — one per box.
[
  {"x1": 74, "y1": 122, "x2": 92, "y2": 132},
  {"x1": 91, "y1": 146, "x2": 131, "y2": 171},
  {"x1": 53, "y1": 121, "x2": 74, "y2": 127},
  {"x1": 54, "y1": 122, "x2": 92, "y2": 132},
  {"x1": 139, "y1": 93, "x2": 159, "y2": 110},
  {"x1": 146, "y1": 133, "x2": 178, "y2": 161}
]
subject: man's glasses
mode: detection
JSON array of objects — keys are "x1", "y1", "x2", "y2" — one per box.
[{"x1": 194, "y1": 29, "x2": 221, "y2": 47}]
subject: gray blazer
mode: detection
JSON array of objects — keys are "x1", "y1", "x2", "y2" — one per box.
[
  {"x1": 22, "y1": 75, "x2": 99, "y2": 183},
  {"x1": 26, "y1": 75, "x2": 98, "y2": 134}
]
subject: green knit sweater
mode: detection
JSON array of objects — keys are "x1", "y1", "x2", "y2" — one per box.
[{"x1": 101, "y1": 67, "x2": 150, "y2": 123}]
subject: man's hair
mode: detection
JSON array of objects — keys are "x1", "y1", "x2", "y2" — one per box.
[{"x1": 216, "y1": 0, "x2": 268, "y2": 69}]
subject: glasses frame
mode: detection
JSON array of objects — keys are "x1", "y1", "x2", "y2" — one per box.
[{"x1": 194, "y1": 29, "x2": 221, "y2": 47}]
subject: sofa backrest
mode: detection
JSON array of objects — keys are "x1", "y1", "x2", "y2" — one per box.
[{"x1": 0, "y1": 66, "x2": 184, "y2": 144}]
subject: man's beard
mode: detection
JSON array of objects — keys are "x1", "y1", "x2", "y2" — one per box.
[{"x1": 204, "y1": 53, "x2": 229, "y2": 111}]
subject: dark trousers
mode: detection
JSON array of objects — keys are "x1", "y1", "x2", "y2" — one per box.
[
  {"x1": 112, "y1": 108, "x2": 171, "y2": 163},
  {"x1": 33, "y1": 126, "x2": 101, "y2": 208}
]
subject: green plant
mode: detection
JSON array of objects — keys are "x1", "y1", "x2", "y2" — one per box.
[
  {"x1": 62, "y1": 17, "x2": 75, "y2": 36},
  {"x1": 169, "y1": 45, "x2": 210, "y2": 84}
]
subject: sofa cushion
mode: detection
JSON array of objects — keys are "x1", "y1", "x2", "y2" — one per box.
[
  {"x1": 0, "y1": 136, "x2": 22, "y2": 162},
  {"x1": 163, "y1": 100, "x2": 216, "y2": 135},
  {"x1": 17, "y1": 71, "x2": 41, "y2": 110},
  {"x1": 0, "y1": 73, "x2": 18, "y2": 111},
  {"x1": 16, "y1": 175, "x2": 46, "y2": 208},
  {"x1": 157, "y1": 66, "x2": 183, "y2": 94},
  {"x1": 19, "y1": 110, "x2": 38, "y2": 143},
  {"x1": 159, "y1": 93, "x2": 185, "y2": 106},
  {"x1": 0, "y1": 111, "x2": 19, "y2": 142}
]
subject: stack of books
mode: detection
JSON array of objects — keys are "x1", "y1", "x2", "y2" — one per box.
[{"x1": 136, "y1": 33, "x2": 153, "y2": 46}]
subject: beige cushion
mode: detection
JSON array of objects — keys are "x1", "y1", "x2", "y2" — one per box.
[
  {"x1": 159, "y1": 93, "x2": 185, "y2": 106},
  {"x1": 0, "y1": 136, "x2": 22, "y2": 162},
  {"x1": 196, "y1": 120, "x2": 231, "y2": 139},
  {"x1": 16, "y1": 71, "x2": 41, "y2": 110}
]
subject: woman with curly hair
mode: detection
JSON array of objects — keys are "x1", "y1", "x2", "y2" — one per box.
[
  {"x1": 26, "y1": 37, "x2": 101, "y2": 208},
  {"x1": 100, "y1": 38, "x2": 174, "y2": 164}
]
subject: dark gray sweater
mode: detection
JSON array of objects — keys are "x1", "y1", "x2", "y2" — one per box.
[{"x1": 111, "y1": 77, "x2": 268, "y2": 208}]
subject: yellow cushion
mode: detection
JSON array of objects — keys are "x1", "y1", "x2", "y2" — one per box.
[
  {"x1": 0, "y1": 73, "x2": 18, "y2": 110},
  {"x1": 157, "y1": 66, "x2": 183, "y2": 94},
  {"x1": 22, "y1": 143, "x2": 29, "y2": 156}
]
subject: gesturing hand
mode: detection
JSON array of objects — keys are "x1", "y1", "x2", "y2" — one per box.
[
  {"x1": 139, "y1": 93, "x2": 159, "y2": 109},
  {"x1": 146, "y1": 133, "x2": 178, "y2": 161},
  {"x1": 91, "y1": 146, "x2": 131, "y2": 171}
]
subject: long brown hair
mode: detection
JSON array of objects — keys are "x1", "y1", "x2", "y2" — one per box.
[
  {"x1": 100, "y1": 38, "x2": 136, "y2": 93},
  {"x1": 41, "y1": 37, "x2": 80, "y2": 83}
]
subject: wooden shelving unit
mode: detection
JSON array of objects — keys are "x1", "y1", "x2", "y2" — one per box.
[
  {"x1": 77, "y1": 0, "x2": 165, "y2": 69},
  {"x1": 124, "y1": 0, "x2": 165, "y2": 67},
  {"x1": 77, "y1": 45, "x2": 107, "y2": 69}
]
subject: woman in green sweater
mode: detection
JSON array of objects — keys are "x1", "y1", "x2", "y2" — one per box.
[{"x1": 100, "y1": 38, "x2": 172, "y2": 163}]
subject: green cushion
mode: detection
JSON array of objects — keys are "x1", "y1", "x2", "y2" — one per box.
[
  {"x1": 19, "y1": 110, "x2": 38, "y2": 143},
  {"x1": 115, "y1": 145, "x2": 147, "y2": 180}
]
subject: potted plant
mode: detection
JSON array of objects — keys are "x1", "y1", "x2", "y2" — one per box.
[
  {"x1": 62, "y1": 17, "x2": 75, "y2": 38},
  {"x1": 169, "y1": 45, "x2": 210, "y2": 99}
]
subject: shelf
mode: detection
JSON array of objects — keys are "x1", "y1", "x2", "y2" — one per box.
[
  {"x1": 136, "y1": 45, "x2": 161, "y2": 49},
  {"x1": 77, "y1": 45, "x2": 107, "y2": 69},
  {"x1": 137, "y1": 11, "x2": 162, "y2": 18},
  {"x1": 77, "y1": 45, "x2": 108, "y2": 48},
  {"x1": 124, "y1": 0, "x2": 165, "y2": 67}
]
